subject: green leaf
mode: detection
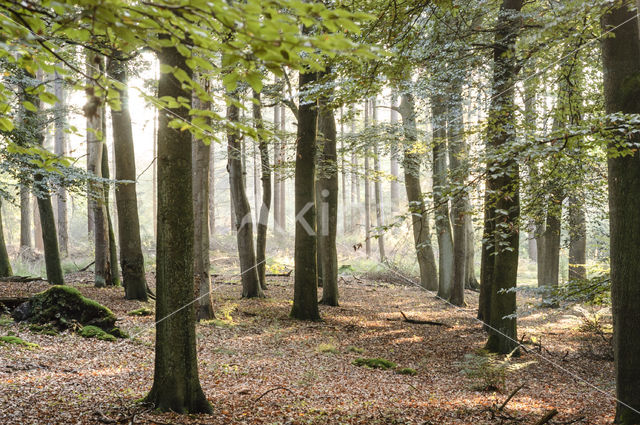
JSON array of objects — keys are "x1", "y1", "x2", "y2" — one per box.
[
  {"x1": 22, "y1": 100, "x2": 37, "y2": 112},
  {"x1": 0, "y1": 117, "x2": 14, "y2": 131}
]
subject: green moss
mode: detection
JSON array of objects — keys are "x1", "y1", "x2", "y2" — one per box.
[
  {"x1": 108, "y1": 327, "x2": 129, "y2": 339},
  {"x1": 346, "y1": 345, "x2": 364, "y2": 354},
  {"x1": 317, "y1": 343, "x2": 339, "y2": 354},
  {"x1": 396, "y1": 367, "x2": 418, "y2": 376},
  {"x1": 0, "y1": 335, "x2": 39, "y2": 349},
  {"x1": 79, "y1": 325, "x2": 117, "y2": 342},
  {"x1": 352, "y1": 357, "x2": 397, "y2": 370},
  {"x1": 28, "y1": 323, "x2": 59, "y2": 336},
  {"x1": 127, "y1": 307, "x2": 153, "y2": 316}
]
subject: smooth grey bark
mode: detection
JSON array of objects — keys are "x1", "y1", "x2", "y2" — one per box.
[
  {"x1": 447, "y1": 87, "x2": 468, "y2": 305},
  {"x1": 53, "y1": 69, "x2": 68, "y2": 256},
  {"x1": 350, "y1": 112, "x2": 358, "y2": 233},
  {"x1": 279, "y1": 104, "x2": 286, "y2": 232},
  {"x1": 291, "y1": 63, "x2": 320, "y2": 321},
  {"x1": 432, "y1": 96, "x2": 454, "y2": 300},
  {"x1": 601, "y1": 2, "x2": 640, "y2": 421},
  {"x1": 363, "y1": 99, "x2": 372, "y2": 257},
  {"x1": 20, "y1": 186, "x2": 31, "y2": 251},
  {"x1": 568, "y1": 195, "x2": 586, "y2": 281},
  {"x1": 102, "y1": 136, "x2": 120, "y2": 286},
  {"x1": 33, "y1": 196, "x2": 43, "y2": 252},
  {"x1": 208, "y1": 141, "x2": 216, "y2": 239},
  {"x1": 227, "y1": 91, "x2": 263, "y2": 299},
  {"x1": 318, "y1": 88, "x2": 339, "y2": 306},
  {"x1": 86, "y1": 51, "x2": 112, "y2": 288},
  {"x1": 144, "y1": 45, "x2": 211, "y2": 414},
  {"x1": 399, "y1": 92, "x2": 438, "y2": 291},
  {"x1": 107, "y1": 57, "x2": 148, "y2": 300},
  {"x1": 192, "y1": 85, "x2": 214, "y2": 319},
  {"x1": 273, "y1": 103, "x2": 281, "y2": 233},
  {"x1": 540, "y1": 191, "x2": 561, "y2": 299},
  {"x1": 0, "y1": 200, "x2": 11, "y2": 277},
  {"x1": 390, "y1": 92, "x2": 400, "y2": 214},
  {"x1": 484, "y1": 0, "x2": 523, "y2": 355},
  {"x1": 372, "y1": 97, "x2": 386, "y2": 261},
  {"x1": 254, "y1": 90, "x2": 271, "y2": 291},
  {"x1": 340, "y1": 107, "x2": 348, "y2": 234}
]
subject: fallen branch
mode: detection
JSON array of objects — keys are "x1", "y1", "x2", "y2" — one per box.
[
  {"x1": 534, "y1": 408, "x2": 558, "y2": 425},
  {"x1": 499, "y1": 384, "x2": 525, "y2": 411},
  {"x1": 0, "y1": 275, "x2": 43, "y2": 283},
  {"x1": 79, "y1": 261, "x2": 95, "y2": 272},
  {"x1": 0, "y1": 296, "x2": 29, "y2": 310},
  {"x1": 265, "y1": 270, "x2": 292, "y2": 277},
  {"x1": 396, "y1": 311, "x2": 448, "y2": 327},
  {"x1": 255, "y1": 386, "x2": 295, "y2": 402}
]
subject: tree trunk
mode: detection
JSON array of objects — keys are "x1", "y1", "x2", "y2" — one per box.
[
  {"x1": 484, "y1": 0, "x2": 523, "y2": 355},
  {"x1": 227, "y1": 91, "x2": 263, "y2": 299},
  {"x1": 144, "y1": 45, "x2": 212, "y2": 414},
  {"x1": 208, "y1": 141, "x2": 216, "y2": 239},
  {"x1": 340, "y1": 107, "x2": 348, "y2": 234},
  {"x1": 432, "y1": 96, "x2": 454, "y2": 300},
  {"x1": 390, "y1": 92, "x2": 400, "y2": 214},
  {"x1": 279, "y1": 104, "x2": 286, "y2": 232},
  {"x1": 53, "y1": 68, "x2": 68, "y2": 256},
  {"x1": 86, "y1": 51, "x2": 112, "y2": 288},
  {"x1": 372, "y1": 97, "x2": 386, "y2": 261},
  {"x1": 0, "y1": 200, "x2": 13, "y2": 277},
  {"x1": 601, "y1": 2, "x2": 640, "y2": 421},
  {"x1": 20, "y1": 186, "x2": 31, "y2": 252},
  {"x1": 350, "y1": 113, "x2": 358, "y2": 233},
  {"x1": 363, "y1": 99, "x2": 372, "y2": 257},
  {"x1": 318, "y1": 85, "x2": 339, "y2": 306},
  {"x1": 107, "y1": 57, "x2": 148, "y2": 300},
  {"x1": 568, "y1": 195, "x2": 586, "y2": 281},
  {"x1": 291, "y1": 62, "x2": 320, "y2": 321},
  {"x1": 540, "y1": 191, "x2": 561, "y2": 305},
  {"x1": 33, "y1": 197, "x2": 43, "y2": 252},
  {"x1": 192, "y1": 87, "x2": 214, "y2": 319},
  {"x1": 102, "y1": 137, "x2": 120, "y2": 286},
  {"x1": 254, "y1": 90, "x2": 271, "y2": 291},
  {"x1": 399, "y1": 92, "x2": 438, "y2": 291},
  {"x1": 273, "y1": 103, "x2": 281, "y2": 233},
  {"x1": 447, "y1": 86, "x2": 468, "y2": 306}
]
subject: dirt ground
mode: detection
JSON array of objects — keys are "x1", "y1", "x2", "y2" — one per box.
[{"x1": 0, "y1": 272, "x2": 615, "y2": 424}]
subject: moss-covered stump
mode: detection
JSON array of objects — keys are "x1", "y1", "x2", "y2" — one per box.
[{"x1": 11, "y1": 285, "x2": 126, "y2": 339}]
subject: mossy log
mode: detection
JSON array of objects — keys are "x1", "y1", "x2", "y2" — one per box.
[{"x1": 11, "y1": 285, "x2": 123, "y2": 337}]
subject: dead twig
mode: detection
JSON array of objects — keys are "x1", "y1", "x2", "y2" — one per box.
[
  {"x1": 255, "y1": 386, "x2": 295, "y2": 402},
  {"x1": 396, "y1": 311, "x2": 448, "y2": 327},
  {"x1": 79, "y1": 260, "x2": 95, "y2": 272},
  {"x1": 534, "y1": 408, "x2": 558, "y2": 425},
  {"x1": 499, "y1": 383, "x2": 525, "y2": 411}
]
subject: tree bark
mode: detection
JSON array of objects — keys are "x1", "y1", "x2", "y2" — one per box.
[
  {"x1": 372, "y1": 97, "x2": 386, "y2": 261},
  {"x1": 144, "y1": 45, "x2": 212, "y2": 414},
  {"x1": 568, "y1": 195, "x2": 586, "y2": 281},
  {"x1": 447, "y1": 86, "x2": 468, "y2": 305},
  {"x1": 86, "y1": 51, "x2": 112, "y2": 288},
  {"x1": 228, "y1": 91, "x2": 263, "y2": 299},
  {"x1": 399, "y1": 92, "x2": 438, "y2": 291},
  {"x1": 540, "y1": 191, "x2": 561, "y2": 305},
  {"x1": 279, "y1": 104, "x2": 286, "y2": 232},
  {"x1": 350, "y1": 112, "x2": 358, "y2": 233},
  {"x1": 291, "y1": 62, "x2": 320, "y2": 321},
  {"x1": 601, "y1": 2, "x2": 640, "y2": 421},
  {"x1": 53, "y1": 68, "x2": 68, "y2": 256},
  {"x1": 484, "y1": 0, "x2": 523, "y2": 355},
  {"x1": 340, "y1": 107, "x2": 348, "y2": 234},
  {"x1": 254, "y1": 90, "x2": 271, "y2": 291},
  {"x1": 19, "y1": 186, "x2": 31, "y2": 252},
  {"x1": 208, "y1": 141, "x2": 216, "y2": 240},
  {"x1": 390, "y1": 92, "x2": 400, "y2": 214},
  {"x1": 273, "y1": 103, "x2": 281, "y2": 233},
  {"x1": 432, "y1": 96, "x2": 454, "y2": 300},
  {"x1": 363, "y1": 99, "x2": 372, "y2": 257},
  {"x1": 102, "y1": 136, "x2": 120, "y2": 286},
  {"x1": 318, "y1": 84, "x2": 339, "y2": 306},
  {"x1": 0, "y1": 200, "x2": 13, "y2": 277},
  {"x1": 107, "y1": 57, "x2": 148, "y2": 300}
]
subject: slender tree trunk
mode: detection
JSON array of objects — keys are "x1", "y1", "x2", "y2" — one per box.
[
  {"x1": 24, "y1": 71, "x2": 63, "y2": 285},
  {"x1": 432, "y1": 96, "x2": 454, "y2": 299},
  {"x1": 540, "y1": 191, "x2": 561, "y2": 304},
  {"x1": 318, "y1": 83, "x2": 339, "y2": 306},
  {"x1": 153, "y1": 95, "x2": 158, "y2": 242},
  {"x1": 273, "y1": 103, "x2": 281, "y2": 233},
  {"x1": 447, "y1": 86, "x2": 468, "y2": 306},
  {"x1": 390, "y1": 93, "x2": 400, "y2": 214},
  {"x1": 192, "y1": 88, "x2": 214, "y2": 319},
  {"x1": 279, "y1": 104, "x2": 286, "y2": 232},
  {"x1": 20, "y1": 187, "x2": 31, "y2": 252},
  {"x1": 228, "y1": 90, "x2": 262, "y2": 298},
  {"x1": 54, "y1": 68, "x2": 68, "y2": 256},
  {"x1": 350, "y1": 113, "x2": 358, "y2": 233},
  {"x1": 0, "y1": 200, "x2": 12, "y2": 277},
  {"x1": 291, "y1": 62, "x2": 320, "y2": 321},
  {"x1": 254, "y1": 90, "x2": 271, "y2": 291},
  {"x1": 208, "y1": 142, "x2": 216, "y2": 239},
  {"x1": 399, "y1": 93, "x2": 438, "y2": 291},
  {"x1": 483, "y1": 0, "x2": 523, "y2": 355},
  {"x1": 363, "y1": 100, "x2": 372, "y2": 257},
  {"x1": 372, "y1": 97, "x2": 386, "y2": 261},
  {"x1": 33, "y1": 198, "x2": 43, "y2": 252},
  {"x1": 601, "y1": 3, "x2": 640, "y2": 421},
  {"x1": 568, "y1": 195, "x2": 586, "y2": 281},
  {"x1": 102, "y1": 137, "x2": 120, "y2": 286},
  {"x1": 340, "y1": 107, "x2": 348, "y2": 234},
  {"x1": 107, "y1": 57, "x2": 147, "y2": 300},
  {"x1": 144, "y1": 45, "x2": 212, "y2": 414}
]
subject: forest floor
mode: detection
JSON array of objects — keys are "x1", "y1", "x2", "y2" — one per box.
[{"x1": 0, "y1": 270, "x2": 615, "y2": 424}]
